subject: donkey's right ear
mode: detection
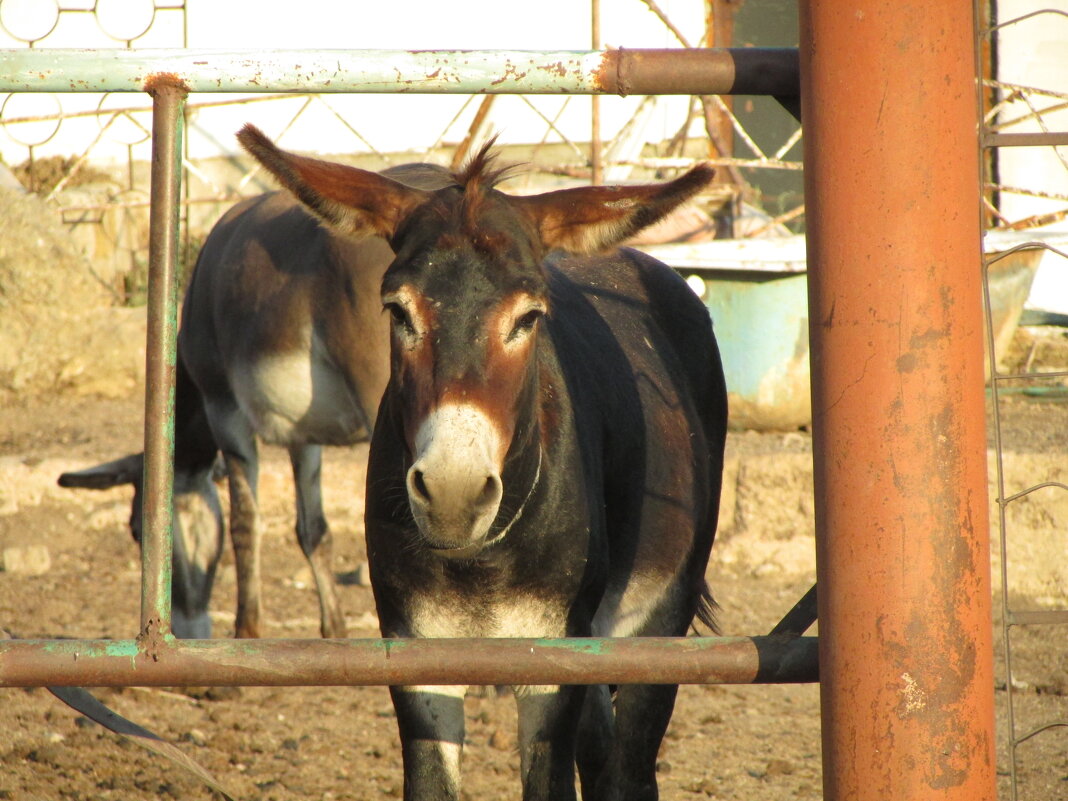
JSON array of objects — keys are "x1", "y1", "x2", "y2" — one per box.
[{"x1": 237, "y1": 124, "x2": 429, "y2": 240}]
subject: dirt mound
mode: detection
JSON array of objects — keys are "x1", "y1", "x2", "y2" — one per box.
[
  {"x1": 10, "y1": 155, "x2": 114, "y2": 195},
  {"x1": 0, "y1": 185, "x2": 145, "y2": 399}
]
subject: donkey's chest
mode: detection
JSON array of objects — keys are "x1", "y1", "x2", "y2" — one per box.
[
  {"x1": 234, "y1": 334, "x2": 367, "y2": 446},
  {"x1": 404, "y1": 590, "x2": 571, "y2": 639}
]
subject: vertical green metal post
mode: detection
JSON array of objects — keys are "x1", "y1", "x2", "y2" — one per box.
[{"x1": 140, "y1": 78, "x2": 188, "y2": 640}]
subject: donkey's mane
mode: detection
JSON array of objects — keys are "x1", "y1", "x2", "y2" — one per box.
[
  {"x1": 453, "y1": 136, "x2": 522, "y2": 192},
  {"x1": 450, "y1": 138, "x2": 526, "y2": 239}
]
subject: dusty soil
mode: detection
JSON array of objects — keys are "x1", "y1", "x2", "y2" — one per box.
[
  {"x1": 1, "y1": 391, "x2": 822, "y2": 801},
  {"x1": 1, "y1": 386, "x2": 1067, "y2": 801}
]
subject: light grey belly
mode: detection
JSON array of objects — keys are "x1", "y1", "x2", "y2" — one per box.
[{"x1": 235, "y1": 342, "x2": 367, "y2": 447}]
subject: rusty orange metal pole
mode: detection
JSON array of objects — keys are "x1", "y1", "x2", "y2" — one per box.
[{"x1": 799, "y1": 2, "x2": 996, "y2": 800}]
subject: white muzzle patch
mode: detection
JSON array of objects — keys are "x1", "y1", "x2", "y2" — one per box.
[{"x1": 407, "y1": 403, "x2": 504, "y2": 553}]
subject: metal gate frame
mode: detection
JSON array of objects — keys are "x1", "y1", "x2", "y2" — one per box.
[
  {"x1": 0, "y1": 45, "x2": 814, "y2": 689},
  {"x1": 0, "y1": 13, "x2": 998, "y2": 798}
]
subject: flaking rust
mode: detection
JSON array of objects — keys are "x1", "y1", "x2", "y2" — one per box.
[
  {"x1": 143, "y1": 72, "x2": 190, "y2": 96},
  {"x1": 538, "y1": 60, "x2": 569, "y2": 79},
  {"x1": 136, "y1": 616, "x2": 168, "y2": 663},
  {"x1": 593, "y1": 49, "x2": 631, "y2": 97}
]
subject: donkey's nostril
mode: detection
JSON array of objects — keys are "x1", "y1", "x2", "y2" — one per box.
[
  {"x1": 475, "y1": 475, "x2": 501, "y2": 509},
  {"x1": 411, "y1": 469, "x2": 431, "y2": 503}
]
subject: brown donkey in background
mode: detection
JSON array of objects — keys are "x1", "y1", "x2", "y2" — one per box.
[{"x1": 60, "y1": 160, "x2": 456, "y2": 638}]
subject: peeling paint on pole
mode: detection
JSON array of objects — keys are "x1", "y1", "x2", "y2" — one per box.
[{"x1": 0, "y1": 47, "x2": 798, "y2": 96}]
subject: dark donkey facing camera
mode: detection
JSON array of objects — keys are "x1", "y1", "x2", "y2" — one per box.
[{"x1": 64, "y1": 126, "x2": 727, "y2": 801}]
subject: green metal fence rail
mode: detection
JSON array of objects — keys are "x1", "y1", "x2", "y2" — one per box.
[
  {"x1": 0, "y1": 47, "x2": 815, "y2": 691},
  {"x1": 1, "y1": 47, "x2": 798, "y2": 96}
]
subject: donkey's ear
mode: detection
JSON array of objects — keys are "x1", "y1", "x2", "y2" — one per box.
[
  {"x1": 237, "y1": 124, "x2": 429, "y2": 240},
  {"x1": 513, "y1": 165, "x2": 714, "y2": 254}
]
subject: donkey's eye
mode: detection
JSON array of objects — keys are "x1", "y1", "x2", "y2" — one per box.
[
  {"x1": 508, "y1": 308, "x2": 543, "y2": 342},
  {"x1": 385, "y1": 302, "x2": 415, "y2": 335}
]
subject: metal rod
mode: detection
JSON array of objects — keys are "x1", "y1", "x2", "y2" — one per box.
[
  {"x1": 140, "y1": 77, "x2": 188, "y2": 638},
  {"x1": 800, "y1": 1, "x2": 996, "y2": 799},
  {"x1": 0, "y1": 636, "x2": 818, "y2": 688},
  {"x1": 590, "y1": 0, "x2": 602, "y2": 185},
  {"x1": 768, "y1": 583, "x2": 818, "y2": 636},
  {"x1": 983, "y1": 131, "x2": 1068, "y2": 147},
  {"x1": 1006, "y1": 610, "x2": 1068, "y2": 626},
  {"x1": 0, "y1": 47, "x2": 799, "y2": 96}
]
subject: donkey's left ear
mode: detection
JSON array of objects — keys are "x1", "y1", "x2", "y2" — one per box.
[
  {"x1": 237, "y1": 124, "x2": 429, "y2": 240},
  {"x1": 512, "y1": 165, "x2": 714, "y2": 254}
]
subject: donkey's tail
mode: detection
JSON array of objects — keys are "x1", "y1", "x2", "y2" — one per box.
[
  {"x1": 693, "y1": 580, "x2": 720, "y2": 635},
  {"x1": 173, "y1": 349, "x2": 219, "y2": 476}
]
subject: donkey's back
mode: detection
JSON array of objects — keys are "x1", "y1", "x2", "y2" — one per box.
[
  {"x1": 544, "y1": 246, "x2": 726, "y2": 643},
  {"x1": 60, "y1": 161, "x2": 456, "y2": 639}
]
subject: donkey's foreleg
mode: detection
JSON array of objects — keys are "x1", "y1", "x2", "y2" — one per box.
[
  {"x1": 289, "y1": 443, "x2": 346, "y2": 638},
  {"x1": 170, "y1": 471, "x2": 224, "y2": 639},
  {"x1": 515, "y1": 684, "x2": 585, "y2": 801},
  {"x1": 390, "y1": 685, "x2": 467, "y2": 801}
]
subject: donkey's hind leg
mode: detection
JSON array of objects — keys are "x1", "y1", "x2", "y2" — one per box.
[
  {"x1": 289, "y1": 443, "x2": 346, "y2": 638},
  {"x1": 587, "y1": 593, "x2": 694, "y2": 801},
  {"x1": 597, "y1": 682, "x2": 679, "y2": 801},
  {"x1": 575, "y1": 682, "x2": 614, "y2": 801},
  {"x1": 206, "y1": 399, "x2": 262, "y2": 638}
]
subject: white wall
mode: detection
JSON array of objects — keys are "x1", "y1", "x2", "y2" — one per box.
[{"x1": 0, "y1": 0, "x2": 708, "y2": 165}]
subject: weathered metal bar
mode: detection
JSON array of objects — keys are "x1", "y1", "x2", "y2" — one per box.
[
  {"x1": 0, "y1": 636, "x2": 817, "y2": 688},
  {"x1": 982, "y1": 131, "x2": 1068, "y2": 147},
  {"x1": 0, "y1": 47, "x2": 799, "y2": 96},
  {"x1": 768, "y1": 583, "x2": 817, "y2": 636},
  {"x1": 800, "y1": 1, "x2": 996, "y2": 800},
  {"x1": 1006, "y1": 610, "x2": 1068, "y2": 626},
  {"x1": 139, "y1": 77, "x2": 187, "y2": 638},
  {"x1": 590, "y1": 0, "x2": 602, "y2": 185}
]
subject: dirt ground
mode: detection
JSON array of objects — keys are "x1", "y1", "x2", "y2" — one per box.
[
  {"x1": 0, "y1": 390, "x2": 821, "y2": 801},
  {"x1": 1, "y1": 385, "x2": 1067, "y2": 801},
  {"x1": 1, "y1": 182, "x2": 1066, "y2": 799}
]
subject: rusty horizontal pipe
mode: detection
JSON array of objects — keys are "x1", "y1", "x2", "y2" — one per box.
[
  {"x1": 0, "y1": 636, "x2": 817, "y2": 688},
  {"x1": 0, "y1": 47, "x2": 799, "y2": 97},
  {"x1": 597, "y1": 47, "x2": 799, "y2": 97}
]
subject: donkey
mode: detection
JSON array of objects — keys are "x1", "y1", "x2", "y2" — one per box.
[
  {"x1": 240, "y1": 124, "x2": 728, "y2": 801},
  {"x1": 59, "y1": 161, "x2": 455, "y2": 639}
]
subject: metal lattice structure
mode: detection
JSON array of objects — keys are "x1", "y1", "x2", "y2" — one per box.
[
  {"x1": 980, "y1": 9, "x2": 1068, "y2": 798},
  {"x1": 0, "y1": 0, "x2": 804, "y2": 278}
]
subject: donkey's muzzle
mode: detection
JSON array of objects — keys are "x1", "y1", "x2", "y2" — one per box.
[{"x1": 406, "y1": 403, "x2": 505, "y2": 553}]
